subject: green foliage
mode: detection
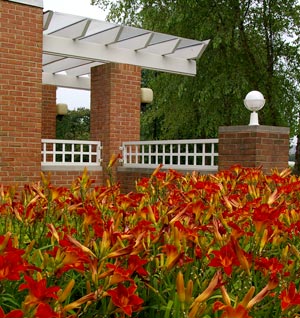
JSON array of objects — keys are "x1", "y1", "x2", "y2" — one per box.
[
  {"x1": 56, "y1": 108, "x2": 90, "y2": 140},
  {"x1": 92, "y1": 0, "x2": 300, "y2": 140}
]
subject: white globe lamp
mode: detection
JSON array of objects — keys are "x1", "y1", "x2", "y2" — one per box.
[{"x1": 244, "y1": 90, "x2": 265, "y2": 126}]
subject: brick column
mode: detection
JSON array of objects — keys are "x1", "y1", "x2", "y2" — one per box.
[
  {"x1": 218, "y1": 125, "x2": 290, "y2": 173},
  {"x1": 90, "y1": 63, "x2": 141, "y2": 175},
  {"x1": 0, "y1": 0, "x2": 43, "y2": 185},
  {"x1": 42, "y1": 85, "x2": 57, "y2": 139}
]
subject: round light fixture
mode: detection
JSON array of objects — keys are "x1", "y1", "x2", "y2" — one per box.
[{"x1": 244, "y1": 90, "x2": 265, "y2": 125}]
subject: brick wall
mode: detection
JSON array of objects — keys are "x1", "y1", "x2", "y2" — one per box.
[
  {"x1": 90, "y1": 63, "x2": 141, "y2": 180},
  {"x1": 42, "y1": 170, "x2": 103, "y2": 189},
  {"x1": 218, "y1": 125, "x2": 290, "y2": 173},
  {"x1": 0, "y1": 0, "x2": 43, "y2": 185},
  {"x1": 42, "y1": 85, "x2": 57, "y2": 139},
  {"x1": 117, "y1": 169, "x2": 150, "y2": 193}
]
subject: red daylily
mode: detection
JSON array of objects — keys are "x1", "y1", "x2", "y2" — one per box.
[
  {"x1": 193, "y1": 180, "x2": 220, "y2": 194},
  {"x1": 47, "y1": 238, "x2": 93, "y2": 276},
  {"x1": 0, "y1": 234, "x2": 32, "y2": 281},
  {"x1": 208, "y1": 243, "x2": 240, "y2": 275},
  {"x1": 0, "y1": 253, "x2": 27, "y2": 281},
  {"x1": 19, "y1": 276, "x2": 60, "y2": 306},
  {"x1": 174, "y1": 221, "x2": 203, "y2": 245},
  {"x1": 106, "y1": 263, "x2": 133, "y2": 285},
  {"x1": 252, "y1": 204, "x2": 283, "y2": 233},
  {"x1": 228, "y1": 221, "x2": 251, "y2": 239},
  {"x1": 279, "y1": 282, "x2": 300, "y2": 310},
  {"x1": 255, "y1": 256, "x2": 284, "y2": 278},
  {"x1": 136, "y1": 177, "x2": 149, "y2": 188},
  {"x1": 107, "y1": 283, "x2": 144, "y2": 316},
  {"x1": 0, "y1": 307, "x2": 23, "y2": 318},
  {"x1": 35, "y1": 303, "x2": 59, "y2": 318},
  {"x1": 128, "y1": 255, "x2": 148, "y2": 276}
]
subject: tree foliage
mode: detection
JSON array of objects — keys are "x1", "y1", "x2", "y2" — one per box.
[
  {"x1": 92, "y1": 0, "x2": 300, "y2": 140},
  {"x1": 56, "y1": 108, "x2": 90, "y2": 140}
]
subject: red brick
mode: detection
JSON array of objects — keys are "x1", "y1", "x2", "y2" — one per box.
[
  {"x1": 0, "y1": 0, "x2": 43, "y2": 186},
  {"x1": 218, "y1": 126, "x2": 290, "y2": 173}
]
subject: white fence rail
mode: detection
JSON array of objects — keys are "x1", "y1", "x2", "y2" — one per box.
[
  {"x1": 41, "y1": 139, "x2": 102, "y2": 169},
  {"x1": 120, "y1": 139, "x2": 218, "y2": 171}
]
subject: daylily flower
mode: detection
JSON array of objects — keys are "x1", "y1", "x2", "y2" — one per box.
[
  {"x1": 35, "y1": 303, "x2": 60, "y2": 318},
  {"x1": 106, "y1": 263, "x2": 133, "y2": 285},
  {"x1": 19, "y1": 275, "x2": 60, "y2": 306},
  {"x1": 208, "y1": 243, "x2": 240, "y2": 275},
  {"x1": 0, "y1": 234, "x2": 34, "y2": 281},
  {"x1": 107, "y1": 283, "x2": 144, "y2": 316},
  {"x1": 0, "y1": 252, "x2": 28, "y2": 281},
  {"x1": 128, "y1": 255, "x2": 148, "y2": 276},
  {"x1": 47, "y1": 238, "x2": 93, "y2": 276},
  {"x1": 255, "y1": 256, "x2": 284, "y2": 278},
  {"x1": 279, "y1": 282, "x2": 300, "y2": 310},
  {"x1": 0, "y1": 307, "x2": 23, "y2": 318}
]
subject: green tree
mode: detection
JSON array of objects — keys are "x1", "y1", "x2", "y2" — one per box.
[
  {"x1": 56, "y1": 108, "x2": 90, "y2": 140},
  {"x1": 92, "y1": 0, "x2": 300, "y2": 141}
]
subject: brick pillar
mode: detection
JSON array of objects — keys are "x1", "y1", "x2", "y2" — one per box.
[
  {"x1": 42, "y1": 85, "x2": 57, "y2": 139},
  {"x1": 0, "y1": 0, "x2": 43, "y2": 185},
  {"x1": 218, "y1": 125, "x2": 290, "y2": 173},
  {"x1": 90, "y1": 63, "x2": 141, "y2": 176}
]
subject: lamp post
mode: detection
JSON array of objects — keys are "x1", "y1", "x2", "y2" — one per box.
[{"x1": 244, "y1": 90, "x2": 265, "y2": 126}]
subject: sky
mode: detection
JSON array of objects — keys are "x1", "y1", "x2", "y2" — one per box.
[{"x1": 43, "y1": 0, "x2": 108, "y2": 110}]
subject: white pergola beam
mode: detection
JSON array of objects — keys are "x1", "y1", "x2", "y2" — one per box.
[
  {"x1": 43, "y1": 34, "x2": 197, "y2": 77},
  {"x1": 42, "y1": 73, "x2": 90, "y2": 90}
]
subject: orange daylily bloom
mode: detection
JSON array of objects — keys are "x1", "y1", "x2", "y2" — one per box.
[
  {"x1": 213, "y1": 302, "x2": 252, "y2": 318},
  {"x1": 160, "y1": 244, "x2": 183, "y2": 270},
  {"x1": 231, "y1": 237, "x2": 252, "y2": 275}
]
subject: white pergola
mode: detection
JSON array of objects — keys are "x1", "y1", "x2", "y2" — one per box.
[{"x1": 42, "y1": 11, "x2": 210, "y2": 90}]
